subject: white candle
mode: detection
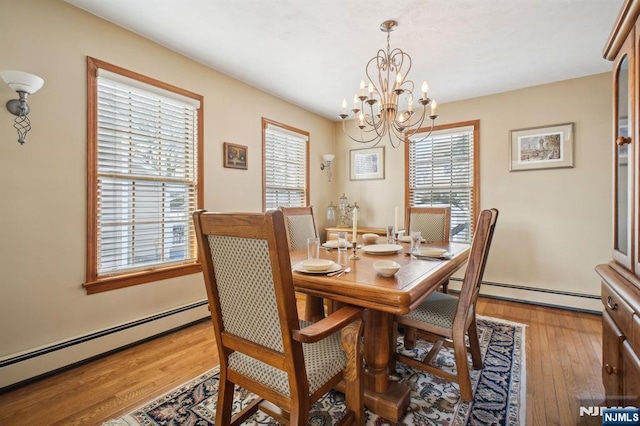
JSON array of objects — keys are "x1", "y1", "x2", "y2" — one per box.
[
  {"x1": 394, "y1": 207, "x2": 398, "y2": 233},
  {"x1": 352, "y1": 208, "x2": 358, "y2": 242},
  {"x1": 431, "y1": 100, "x2": 437, "y2": 116}
]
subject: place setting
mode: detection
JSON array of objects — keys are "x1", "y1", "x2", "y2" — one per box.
[
  {"x1": 292, "y1": 237, "x2": 351, "y2": 277},
  {"x1": 404, "y1": 231, "x2": 453, "y2": 260}
]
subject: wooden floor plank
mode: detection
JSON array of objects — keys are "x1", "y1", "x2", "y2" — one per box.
[{"x1": 0, "y1": 297, "x2": 603, "y2": 425}]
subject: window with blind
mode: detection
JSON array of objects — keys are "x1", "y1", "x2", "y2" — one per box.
[
  {"x1": 406, "y1": 121, "x2": 479, "y2": 243},
  {"x1": 262, "y1": 118, "x2": 309, "y2": 210},
  {"x1": 84, "y1": 57, "x2": 203, "y2": 294}
]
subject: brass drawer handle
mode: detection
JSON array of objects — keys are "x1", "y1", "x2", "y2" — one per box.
[
  {"x1": 606, "y1": 296, "x2": 618, "y2": 311},
  {"x1": 617, "y1": 136, "x2": 632, "y2": 146},
  {"x1": 604, "y1": 363, "x2": 619, "y2": 375}
]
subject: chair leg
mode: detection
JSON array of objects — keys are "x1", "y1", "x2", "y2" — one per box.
[
  {"x1": 403, "y1": 326, "x2": 417, "y2": 349},
  {"x1": 468, "y1": 319, "x2": 482, "y2": 369},
  {"x1": 216, "y1": 375, "x2": 235, "y2": 425},
  {"x1": 452, "y1": 330, "x2": 473, "y2": 401}
]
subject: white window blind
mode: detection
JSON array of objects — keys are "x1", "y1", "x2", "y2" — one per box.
[
  {"x1": 264, "y1": 124, "x2": 307, "y2": 210},
  {"x1": 408, "y1": 126, "x2": 475, "y2": 242},
  {"x1": 96, "y1": 74, "x2": 199, "y2": 275}
]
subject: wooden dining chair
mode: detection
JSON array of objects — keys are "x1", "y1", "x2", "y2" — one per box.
[
  {"x1": 278, "y1": 206, "x2": 326, "y2": 322},
  {"x1": 406, "y1": 206, "x2": 452, "y2": 293},
  {"x1": 193, "y1": 210, "x2": 364, "y2": 425},
  {"x1": 395, "y1": 208, "x2": 498, "y2": 401}
]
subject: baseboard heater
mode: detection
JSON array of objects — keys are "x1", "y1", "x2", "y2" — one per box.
[
  {"x1": 449, "y1": 277, "x2": 602, "y2": 314},
  {"x1": 0, "y1": 300, "x2": 210, "y2": 391}
]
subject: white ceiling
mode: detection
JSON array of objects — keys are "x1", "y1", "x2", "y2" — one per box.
[{"x1": 65, "y1": 0, "x2": 623, "y2": 121}]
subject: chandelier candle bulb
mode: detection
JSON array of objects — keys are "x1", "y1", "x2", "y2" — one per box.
[
  {"x1": 422, "y1": 81, "x2": 428, "y2": 99},
  {"x1": 431, "y1": 100, "x2": 437, "y2": 116},
  {"x1": 360, "y1": 79, "x2": 365, "y2": 96},
  {"x1": 342, "y1": 98, "x2": 347, "y2": 113}
]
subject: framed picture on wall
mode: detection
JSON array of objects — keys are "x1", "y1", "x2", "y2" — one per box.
[
  {"x1": 350, "y1": 146, "x2": 385, "y2": 180},
  {"x1": 223, "y1": 142, "x2": 248, "y2": 170},
  {"x1": 509, "y1": 122, "x2": 574, "y2": 171}
]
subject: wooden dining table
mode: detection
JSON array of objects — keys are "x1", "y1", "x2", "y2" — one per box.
[{"x1": 290, "y1": 240, "x2": 470, "y2": 422}]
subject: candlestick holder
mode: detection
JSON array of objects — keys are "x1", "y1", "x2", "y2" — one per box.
[{"x1": 349, "y1": 241, "x2": 360, "y2": 260}]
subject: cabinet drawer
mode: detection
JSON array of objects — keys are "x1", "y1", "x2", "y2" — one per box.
[
  {"x1": 622, "y1": 340, "x2": 640, "y2": 407},
  {"x1": 633, "y1": 314, "x2": 640, "y2": 354},
  {"x1": 603, "y1": 312, "x2": 625, "y2": 404},
  {"x1": 602, "y1": 281, "x2": 635, "y2": 337}
]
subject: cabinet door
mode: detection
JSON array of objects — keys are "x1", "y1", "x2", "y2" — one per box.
[
  {"x1": 614, "y1": 34, "x2": 635, "y2": 271},
  {"x1": 603, "y1": 312, "x2": 625, "y2": 405},
  {"x1": 622, "y1": 340, "x2": 640, "y2": 407}
]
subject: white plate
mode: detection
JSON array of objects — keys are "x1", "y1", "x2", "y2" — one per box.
[
  {"x1": 362, "y1": 244, "x2": 403, "y2": 255},
  {"x1": 293, "y1": 262, "x2": 342, "y2": 274},
  {"x1": 323, "y1": 240, "x2": 348, "y2": 249},
  {"x1": 301, "y1": 259, "x2": 335, "y2": 271},
  {"x1": 419, "y1": 247, "x2": 448, "y2": 257}
]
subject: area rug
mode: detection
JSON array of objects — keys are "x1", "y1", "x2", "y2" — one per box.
[{"x1": 104, "y1": 316, "x2": 526, "y2": 425}]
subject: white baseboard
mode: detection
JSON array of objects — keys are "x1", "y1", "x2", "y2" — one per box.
[
  {"x1": 448, "y1": 279, "x2": 603, "y2": 313},
  {"x1": 0, "y1": 301, "x2": 210, "y2": 389}
]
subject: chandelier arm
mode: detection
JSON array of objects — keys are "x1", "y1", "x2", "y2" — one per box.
[
  {"x1": 404, "y1": 116, "x2": 437, "y2": 144},
  {"x1": 396, "y1": 105, "x2": 427, "y2": 129},
  {"x1": 341, "y1": 120, "x2": 384, "y2": 146}
]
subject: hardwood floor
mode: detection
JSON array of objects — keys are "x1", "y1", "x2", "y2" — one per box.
[{"x1": 0, "y1": 297, "x2": 604, "y2": 425}]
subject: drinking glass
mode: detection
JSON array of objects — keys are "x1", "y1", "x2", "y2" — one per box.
[
  {"x1": 386, "y1": 225, "x2": 395, "y2": 244},
  {"x1": 410, "y1": 231, "x2": 422, "y2": 255},
  {"x1": 307, "y1": 237, "x2": 320, "y2": 260},
  {"x1": 337, "y1": 231, "x2": 348, "y2": 254}
]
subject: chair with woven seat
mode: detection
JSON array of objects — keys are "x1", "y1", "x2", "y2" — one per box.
[
  {"x1": 405, "y1": 206, "x2": 451, "y2": 293},
  {"x1": 193, "y1": 209, "x2": 364, "y2": 425},
  {"x1": 279, "y1": 206, "x2": 326, "y2": 322},
  {"x1": 396, "y1": 208, "x2": 498, "y2": 401},
  {"x1": 405, "y1": 206, "x2": 451, "y2": 243}
]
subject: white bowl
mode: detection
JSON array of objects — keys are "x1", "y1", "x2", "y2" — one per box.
[
  {"x1": 362, "y1": 233, "x2": 379, "y2": 243},
  {"x1": 301, "y1": 259, "x2": 334, "y2": 271},
  {"x1": 373, "y1": 260, "x2": 401, "y2": 277}
]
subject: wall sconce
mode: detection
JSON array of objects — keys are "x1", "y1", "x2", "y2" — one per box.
[
  {"x1": 1, "y1": 70, "x2": 45, "y2": 145},
  {"x1": 320, "y1": 154, "x2": 334, "y2": 182}
]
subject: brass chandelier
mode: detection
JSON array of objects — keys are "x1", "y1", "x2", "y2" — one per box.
[{"x1": 339, "y1": 20, "x2": 438, "y2": 147}]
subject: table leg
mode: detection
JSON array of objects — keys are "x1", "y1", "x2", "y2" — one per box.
[{"x1": 362, "y1": 309, "x2": 411, "y2": 422}]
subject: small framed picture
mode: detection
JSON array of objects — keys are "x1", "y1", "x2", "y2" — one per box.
[
  {"x1": 509, "y1": 123, "x2": 574, "y2": 171},
  {"x1": 350, "y1": 147, "x2": 385, "y2": 180},
  {"x1": 223, "y1": 142, "x2": 247, "y2": 170}
]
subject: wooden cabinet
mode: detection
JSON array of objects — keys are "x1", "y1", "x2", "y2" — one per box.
[{"x1": 598, "y1": 0, "x2": 640, "y2": 408}]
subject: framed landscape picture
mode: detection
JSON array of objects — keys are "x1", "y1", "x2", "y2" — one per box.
[
  {"x1": 223, "y1": 142, "x2": 247, "y2": 170},
  {"x1": 509, "y1": 123, "x2": 574, "y2": 171},
  {"x1": 350, "y1": 147, "x2": 385, "y2": 180}
]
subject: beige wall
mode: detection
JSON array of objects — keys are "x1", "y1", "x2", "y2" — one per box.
[
  {"x1": 335, "y1": 73, "x2": 613, "y2": 310},
  {"x1": 0, "y1": 0, "x2": 612, "y2": 384},
  {"x1": 0, "y1": 0, "x2": 334, "y2": 380}
]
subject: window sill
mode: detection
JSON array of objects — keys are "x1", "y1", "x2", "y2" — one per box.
[{"x1": 84, "y1": 263, "x2": 202, "y2": 294}]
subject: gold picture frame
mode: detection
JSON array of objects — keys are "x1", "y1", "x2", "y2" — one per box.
[{"x1": 223, "y1": 142, "x2": 247, "y2": 170}]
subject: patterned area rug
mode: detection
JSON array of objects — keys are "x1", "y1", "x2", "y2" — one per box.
[{"x1": 104, "y1": 316, "x2": 526, "y2": 425}]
